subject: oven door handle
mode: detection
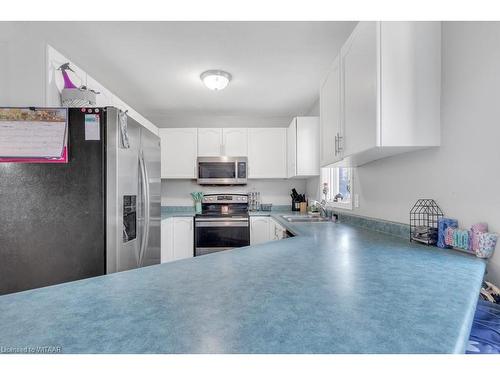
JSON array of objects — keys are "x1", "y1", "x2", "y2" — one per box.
[
  {"x1": 195, "y1": 217, "x2": 248, "y2": 222},
  {"x1": 195, "y1": 221, "x2": 249, "y2": 227}
]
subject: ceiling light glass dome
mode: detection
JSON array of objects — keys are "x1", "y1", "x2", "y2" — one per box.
[{"x1": 200, "y1": 70, "x2": 232, "y2": 91}]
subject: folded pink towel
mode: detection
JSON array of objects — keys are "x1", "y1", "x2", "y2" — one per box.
[{"x1": 471, "y1": 223, "x2": 488, "y2": 233}]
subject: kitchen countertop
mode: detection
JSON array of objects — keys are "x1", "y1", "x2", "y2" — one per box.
[
  {"x1": 0, "y1": 212, "x2": 486, "y2": 353},
  {"x1": 160, "y1": 207, "x2": 291, "y2": 219}
]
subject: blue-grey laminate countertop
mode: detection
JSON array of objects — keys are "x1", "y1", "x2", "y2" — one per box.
[
  {"x1": 160, "y1": 206, "x2": 291, "y2": 219},
  {"x1": 0, "y1": 213, "x2": 486, "y2": 354}
]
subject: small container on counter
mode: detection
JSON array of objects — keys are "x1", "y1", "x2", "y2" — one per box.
[
  {"x1": 260, "y1": 203, "x2": 272, "y2": 212},
  {"x1": 476, "y1": 232, "x2": 498, "y2": 259}
]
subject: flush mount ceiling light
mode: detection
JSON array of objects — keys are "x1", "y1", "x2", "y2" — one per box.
[{"x1": 200, "y1": 70, "x2": 232, "y2": 91}]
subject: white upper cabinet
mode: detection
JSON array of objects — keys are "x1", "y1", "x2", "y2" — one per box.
[
  {"x1": 287, "y1": 119, "x2": 297, "y2": 177},
  {"x1": 378, "y1": 22, "x2": 441, "y2": 148},
  {"x1": 287, "y1": 117, "x2": 320, "y2": 178},
  {"x1": 160, "y1": 128, "x2": 198, "y2": 178},
  {"x1": 222, "y1": 128, "x2": 248, "y2": 156},
  {"x1": 320, "y1": 56, "x2": 343, "y2": 167},
  {"x1": 321, "y1": 21, "x2": 441, "y2": 167},
  {"x1": 341, "y1": 21, "x2": 378, "y2": 158},
  {"x1": 248, "y1": 128, "x2": 287, "y2": 179},
  {"x1": 198, "y1": 128, "x2": 223, "y2": 156},
  {"x1": 197, "y1": 128, "x2": 248, "y2": 156}
]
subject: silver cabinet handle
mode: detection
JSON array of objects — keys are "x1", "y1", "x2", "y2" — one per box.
[
  {"x1": 337, "y1": 134, "x2": 343, "y2": 153},
  {"x1": 334, "y1": 133, "x2": 338, "y2": 156}
]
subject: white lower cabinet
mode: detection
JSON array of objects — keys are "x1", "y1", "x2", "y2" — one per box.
[
  {"x1": 250, "y1": 216, "x2": 270, "y2": 245},
  {"x1": 161, "y1": 218, "x2": 174, "y2": 263},
  {"x1": 161, "y1": 217, "x2": 194, "y2": 263},
  {"x1": 250, "y1": 216, "x2": 287, "y2": 245},
  {"x1": 163, "y1": 216, "x2": 285, "y2": 259}
]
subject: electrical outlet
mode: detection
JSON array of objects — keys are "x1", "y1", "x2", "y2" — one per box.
[{"x1": 354, "y1": 194, "x2": 359, "y2": 208}]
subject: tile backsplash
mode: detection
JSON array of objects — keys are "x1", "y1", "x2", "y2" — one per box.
[{"x1": 161, "y1": 179, "x2": 306, "y2": 207}]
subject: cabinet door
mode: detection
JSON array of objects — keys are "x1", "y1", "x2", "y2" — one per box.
[
  {"x1": 296, "y1": 117, "x2": 320, "y2": 176},
  {"x1": 250, "y1": 217, "x2": 270, "y2": 245},
  {"x1": 222, "y1": 128, "x2": 248, "y2": 156},
  {"x1": 248, "y1": 128, "x2": 287, "y2": 178},
  {"x1": 341, "y1": 21, "x2": 378, "y2": 157},
  {"x1": 160, "y1": 128, "x2": 198, "y2": 178},
  {"x1": 172, "y1": 217, "x2": 194, "y2": 260},
  {"x1": 320, "y1": 57, "x2": 342, "y2": 166},
  {"x1": 161, "y1": 218, "x2": 174, "y2": 263},
  {"x1": 287, "y1": 118, "x2": 297, "y2": 178},
  {"x1": 198, "y1": 128, "x2": 223, "y2": 156}
]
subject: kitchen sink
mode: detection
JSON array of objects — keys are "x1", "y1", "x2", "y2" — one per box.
[{"x1": 280, "y1": 215, "x2": 330, "y2": 223}]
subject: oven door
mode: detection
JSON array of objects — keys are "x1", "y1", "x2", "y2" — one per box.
[{"x1": 195, "y1": 217, "x2": 250, "y2": 256}]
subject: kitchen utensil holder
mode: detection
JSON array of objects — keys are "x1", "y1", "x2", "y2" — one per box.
[{"x1": 410, "y1": 199, "x2": 444, "y2": 246}]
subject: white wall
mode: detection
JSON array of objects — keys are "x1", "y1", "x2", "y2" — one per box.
[
  {"x1": 307, "y1": 21, "x2": 500, "y2": 283},
  {"x1": 0, "y1": 23, "x2": 158, "y2": 135},
  {"x1": 0, "y1": 23, "x2": 47, "y2": 106},
  {"x1": 162, "y1": 179, "x2": 306, "y2": 207},
  {"x1": 46, "y1": 46, "x2": 159, "y2": 135}
]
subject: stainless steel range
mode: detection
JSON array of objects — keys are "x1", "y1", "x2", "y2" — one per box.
[{"x1": 194, "y1": 193, "x2": 250, "y2": 256}]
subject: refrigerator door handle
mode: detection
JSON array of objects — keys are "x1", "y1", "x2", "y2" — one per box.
[
  {"x1": 138, "y1": 152, "x2": 147, "y2": 266},
  {"x1": 138, "y1": 151, "x2": 151, "y2": 267},
  {"x1": 142, "y1": 153, "x2": 151, "y2": 266}
]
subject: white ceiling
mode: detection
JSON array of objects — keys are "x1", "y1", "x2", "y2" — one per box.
[{"x1": 32, "y1": 22, "x2": 357, "y2": 127}]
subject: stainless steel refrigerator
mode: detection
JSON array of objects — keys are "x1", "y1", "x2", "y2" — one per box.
[{"x1": 0, "y1": 107, "x2": 161, "y2": 295}]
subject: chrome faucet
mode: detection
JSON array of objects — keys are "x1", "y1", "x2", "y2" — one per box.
[{"x1": 311, "y1": 200, "x2": 328, "y2": 218}]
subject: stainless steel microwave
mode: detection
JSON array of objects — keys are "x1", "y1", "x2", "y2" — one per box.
[{"x1": 197, "y1": 156, "x2": 247, "y2": 185}]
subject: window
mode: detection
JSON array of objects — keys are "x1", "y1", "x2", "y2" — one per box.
[{"x1": 321, "y1": 167, "x2": 353, "y2": 209}]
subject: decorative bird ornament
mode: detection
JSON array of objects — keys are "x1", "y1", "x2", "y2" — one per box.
[{"x1": 57, "y1": 63, "x2": 78, "y2": 89}]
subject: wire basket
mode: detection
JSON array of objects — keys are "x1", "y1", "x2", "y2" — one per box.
[
  {"x1": 61, "y1": 88, "x2": 96, "y2": 107},
  {"x1": 410, "y1": 199, "x2": 444, "y2": 246}
]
